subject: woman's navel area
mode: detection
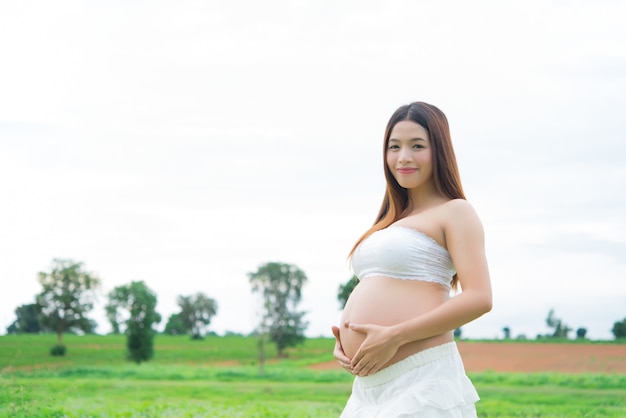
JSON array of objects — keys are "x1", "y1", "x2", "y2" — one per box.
[{"x1": 339, "y1": 276, "x2": 451, "y2": 361}]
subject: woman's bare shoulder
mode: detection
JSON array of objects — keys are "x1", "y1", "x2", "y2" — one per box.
[
  {"x1": 442, "y1": 198, "x2": 476, "y2": 214},
  {"x1": 441, "y1": 199, "x2": 483, "y2": 230}
]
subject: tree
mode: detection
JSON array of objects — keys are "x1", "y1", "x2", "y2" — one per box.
[
  {"x1": 6, "y1": 303, "x2": 44, "y2": 334},
  {"x1": 249, "y1": 262, "x2": 309, "y2": 358},
  {"x1": 177, "y1": 292, "x2": 218, "y2": 339},
  {"x1": 612, "y1": 318, "x2": 626, "y2": 339},
  {"x1": 106, "y1": 281, "x2": 161, "y2": 363},
  {"x1": 35, "y1": 259, "x2": 101, "y2": 347},
  {"x1": 337, "y1": 276, "x2": 359, "y2": 309},
  {"x1": 6, "y1": 323, "x2": 17, "y2": 334},
  {"x1": 163, "y1": 313, "x2": 186, "y2": 335},
  {"x1": 454, "y1": 327, "x2": 462, "y2": 339},
  {"x1": 105, "y1": 298, "x2": 123, "y2": 334},
  {"x1": 502, "y1": 326, "x2": 511, "y2": 339},
  {"x1": 546, "y1": 309, "x2": 571, "y2": 338}
]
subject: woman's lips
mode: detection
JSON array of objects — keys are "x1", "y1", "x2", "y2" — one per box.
[{"x1": 396, "y1": 168, "x2": 417, "y2": 174}]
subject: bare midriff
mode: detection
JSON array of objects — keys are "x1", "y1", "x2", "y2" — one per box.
[{"x1": 340, "y1": 276, "x2": 453, "y2": 367}]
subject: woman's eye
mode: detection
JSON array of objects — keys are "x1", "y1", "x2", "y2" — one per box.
[
  {"x1": 413, "y1": 144, "x2": 424, "y2": 149},
  {"x1": 388, "y1": 144, "x2": 399, "y2": 150}
]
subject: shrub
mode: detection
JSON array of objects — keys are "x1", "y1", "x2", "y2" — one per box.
[
  {"x1": 612, "y1": 318, "x2": 626, "y2": 339},
  {"x1": 50, "y1": 344, "x2": 67, "y2": 356}
]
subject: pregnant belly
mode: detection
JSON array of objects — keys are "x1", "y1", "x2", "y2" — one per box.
[{"x1": 339, "y1": 277, "x2": 451, "y2": 362}]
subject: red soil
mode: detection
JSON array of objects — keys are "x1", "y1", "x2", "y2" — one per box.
[{"x1": 310, "y1": 342, "x2": 626, "y2": 373}]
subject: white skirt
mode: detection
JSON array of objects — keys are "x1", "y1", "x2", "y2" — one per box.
[{"x1": 340, "y1": 341, "x2": 479, "y2": 417}]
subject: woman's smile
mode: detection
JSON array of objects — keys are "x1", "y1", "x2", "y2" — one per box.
[{"x1": 396, "y1": 168, "x2": 417, "y2": 174}]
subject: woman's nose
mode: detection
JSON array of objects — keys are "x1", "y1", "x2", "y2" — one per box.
[{"x1": 398, "y1": 147, "x2": 413, "y2": 163}]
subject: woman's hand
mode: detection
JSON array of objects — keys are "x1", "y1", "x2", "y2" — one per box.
[
  {"x1": 331, "y1": 325, "x2": 353, "y2": 373},
  {"x1": 349, "y1": 322, "x2": 399, "y2": 376}
]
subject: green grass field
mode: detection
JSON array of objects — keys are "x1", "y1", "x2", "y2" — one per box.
[{"x1": 1, "y1": 334, "x2": 624, "y2": 417}]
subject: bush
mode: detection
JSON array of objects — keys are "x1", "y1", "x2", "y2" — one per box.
[
  {"x1": 612, "y1": 318, "x2": 626, "y2": 339},
  {"x1": 50, "y1": 344, "x2": 67, "y2": 356}
]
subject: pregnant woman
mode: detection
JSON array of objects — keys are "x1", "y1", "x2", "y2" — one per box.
[{"x1": 333, "y1": 101, "x2": 492, "y2": 417}]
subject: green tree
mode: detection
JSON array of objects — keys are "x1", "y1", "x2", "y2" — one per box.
[
  {"x1": 163, "y1": 313, "x2": 186, "y2": 335},
  {"x1": 338, "y1": 275, "x2": 359, "y2": 309},
  {"x1": 106, "y1": 281, "x2": 161, "y2": 363},
  {"x1": 546, "y1": 309, "x2": 571, "y2": 338},
  {"x1": 454, "y1": 327, "x2": 462, "y2": 339},
  {"x1": 249, "y1": 262, "x2": 309, "y2": 358},
  {"x1": 35, "y1": 259, "x2": 101, "y2": 347},
  {"x1": 6, "y1": 303, "x2": 44, "y2": 334},
  {"x1": 105, "y1": 297, "x2": 123, "y2": 334},
  {"x1": 502, "y1": 326, "x2": 511, "y2": 339},
  {"x1": 576, "y1": 327, "x2": 587, "y2": 339},
  {"x1": 612, "y1": 318, "x2": 626, "y2": 339},
  {"x1": 177, "y1": 292, "x2": 218, "y2": 339}
]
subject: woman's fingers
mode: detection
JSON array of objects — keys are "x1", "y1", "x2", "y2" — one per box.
[
  {"x1": 334, "y1": 344, "x2": 351, "y2": 364},
  {"x1": 364, "y1": 362, "x2": 379, "y2": 376},
  {"x1": 351, "y1": 347, "x2": 379, "y2": 376},
  {"x1": 348, "y1": 322, "x2": 369, "y2": 334},
  {"x1": 355, "y1": 361, "x2": 379, "y2": 377},
  {"x1": 331, "y1": 325, "x2": 353, "y2": 370},
  {"x1": 351, "y1": 349, "x2": 364, "y2": 374},
  {"x1": 334, "y1": 349, "x2": 352, "y2": 372}
]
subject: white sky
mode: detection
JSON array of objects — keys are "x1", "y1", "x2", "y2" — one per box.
[{"x1": 1, "y1": 0, "x2": 625, "y2": 340}]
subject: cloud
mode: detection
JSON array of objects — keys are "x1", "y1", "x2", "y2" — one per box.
[{"x1": 1, "y1": 1, "x2": 625, "y2": 341}]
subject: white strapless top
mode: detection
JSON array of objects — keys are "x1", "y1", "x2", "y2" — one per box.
[{"x1": 351, "y1": 225, "x2": 456, "y2": 288}]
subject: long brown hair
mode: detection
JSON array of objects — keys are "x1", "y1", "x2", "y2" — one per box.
[{"x1": 350, "y1": 102, "x2": 466, "y2": 287}]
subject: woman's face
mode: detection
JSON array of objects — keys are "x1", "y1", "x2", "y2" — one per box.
[{"x1": 385, "y1": 120, "x2": 433, "y2": 190}]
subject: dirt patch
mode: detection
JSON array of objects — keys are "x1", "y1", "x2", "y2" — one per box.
[
  {"x1": 309, "y1": 361, "x2": 340, "y2": 371},
  {"x1": 458, "y1": 342, "x2": 626, "y2": 373},
  {"x1": 309, "y1": 342, "x2": 626, "y2": 373}
]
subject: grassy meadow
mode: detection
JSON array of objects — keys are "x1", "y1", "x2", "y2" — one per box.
[{"x1": 0, "y1": 334, "x2": 624, "y2": 417}]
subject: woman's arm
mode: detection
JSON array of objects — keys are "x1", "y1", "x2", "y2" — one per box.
[{"x1": 349, "y1": 200, "x2": 492, "y2": 376}]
